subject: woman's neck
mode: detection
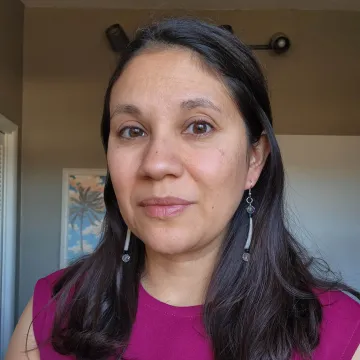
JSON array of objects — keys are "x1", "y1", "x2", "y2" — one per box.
[{"x1": 141, "y1": 240, "x2": 221, "y2": 307}]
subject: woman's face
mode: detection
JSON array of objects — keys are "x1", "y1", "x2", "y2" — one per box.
[{"x1": 108, "y1": 48, "x2": 267, "y2": 256}]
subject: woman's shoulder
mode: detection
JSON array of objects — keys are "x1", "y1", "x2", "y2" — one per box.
[
  {"x1": 314, "y1": 289, "x2": 360, "y2": 359},
  {"x1": 317, "y1": 288, "x2": 360, "y2": 325},
  {"x1": 33, "y1": 269, "x2": 66, "y2": 303},
  {"x1": 46, "y1": 268, "x2": 67, "y2": 283},
  {"x1": 32, "y1": 269, "x2": 67, "y2": 348}
]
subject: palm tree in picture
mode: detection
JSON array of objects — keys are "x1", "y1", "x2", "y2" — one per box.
[{"x1": 69, "y1": 185, "x2": 105, "y2": 254}]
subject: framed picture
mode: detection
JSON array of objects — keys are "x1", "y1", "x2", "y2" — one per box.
[{"x1": 60, "y1": 168, "x2": 107, "y2": 268}]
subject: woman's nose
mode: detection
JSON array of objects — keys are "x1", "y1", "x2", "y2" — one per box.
[{"x1": 138, "y1": 136, "x2": 184, "y2": 181}]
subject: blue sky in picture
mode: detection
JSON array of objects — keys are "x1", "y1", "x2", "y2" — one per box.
[{"x1": 67, "y1": 175, "x2": 106, "y2": 265}]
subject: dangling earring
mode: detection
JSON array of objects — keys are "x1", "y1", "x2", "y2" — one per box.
[
  {"x1": 122, "y1": 228, "x2": 131, "y2": 263},
  {"x1": 242, "y1": 186, "x2": 255, "y2": 262}
]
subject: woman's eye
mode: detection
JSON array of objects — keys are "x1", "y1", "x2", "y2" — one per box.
[
  {"x1": 119, "y1": 126, "x2": 146, "y2": 139},
  {"x1": 185, "y1": 121, "x2": 214, "y2": 136}
]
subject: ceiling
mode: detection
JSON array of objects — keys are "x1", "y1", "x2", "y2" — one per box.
[{"x1": 20, "y1": 0, "x2": 360, "y2": 10}]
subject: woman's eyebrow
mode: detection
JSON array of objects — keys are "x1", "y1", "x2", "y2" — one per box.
[
  {"x1": 180, "y1": 98, "x2": 222, "y2": 113},
  {"x1": 110, "y1": 104, "x2": 142, "y2": 119},
  {"x1": 110, "y1": 98, "x2": 221, "y2": 119}
]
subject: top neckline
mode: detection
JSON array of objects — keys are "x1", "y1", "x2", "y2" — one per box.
[{"x1": 139, "y1": 283, "x2": 203, "y2": 318}]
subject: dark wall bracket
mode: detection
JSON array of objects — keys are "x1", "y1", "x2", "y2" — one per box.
[
  {"x1": 247, "y1": 33, "x2": 291, "y2": 54},
  {"x1": 219, "y1": 24, "x2": 291, "y2": 54}
]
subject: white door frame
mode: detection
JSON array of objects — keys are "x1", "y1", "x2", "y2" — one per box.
[{"x1": 0, "y1": 113, "x2": 18, "y2": 357}]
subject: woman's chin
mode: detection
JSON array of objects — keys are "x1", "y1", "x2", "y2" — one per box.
[
  {"x1": 140, "y1": 232, "x2": 198, "y2": 257},
  {"x1": 146, "y1": 241, "x2": 193, "y2": 256}
]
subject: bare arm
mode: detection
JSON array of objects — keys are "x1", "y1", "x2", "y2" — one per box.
[
  {"x1": 5, "y1": 297, "x2": 40, "y2": 360},
  {"x1": 353, "y1": 345, "x2": 360, "y2": 360}
]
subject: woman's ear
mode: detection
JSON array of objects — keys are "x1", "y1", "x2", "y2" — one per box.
[{"x1": 245, "y1": 134, "x2": 270, "y2": 190}]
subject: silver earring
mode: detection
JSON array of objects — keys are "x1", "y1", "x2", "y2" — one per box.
[
  {"x1": 122, "y1": 228, "x2": 131, "y2": 263},
  {"x1": 242, "y1": 187, "x2": 255, "y2": 262}
]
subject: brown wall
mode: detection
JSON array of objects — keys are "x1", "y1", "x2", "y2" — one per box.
[
  {"x1": 18, "y1": 8, "x2": 360, "y2": 316},
  {"x1": 22, "y1": 9, "x2": 360, "y2": 135},
  {"x1": 0, "y1": 0, "x2": 24, "y2": 125}
]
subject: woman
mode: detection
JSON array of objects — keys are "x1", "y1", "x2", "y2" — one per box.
[{"x1": 6, "y1": 17, "x2": 360, "y2": 360}]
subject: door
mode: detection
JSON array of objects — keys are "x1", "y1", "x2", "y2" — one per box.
[
  {"x1": 0, "y1": 131, "x2": 4, "y2": 318},
  {"x1": 0, "y1": 131, "x2": 5, "y2": 359},
  {"x1": 0, "y1": 114, "x2": 17, "y2": 358},
  {"x1": 0, "y1": 132, "x2": 5, "y2": 359}
]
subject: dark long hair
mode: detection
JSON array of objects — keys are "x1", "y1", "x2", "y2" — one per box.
[{"x1": 50, "y1": 17, "x2": 357, "y2": 360}]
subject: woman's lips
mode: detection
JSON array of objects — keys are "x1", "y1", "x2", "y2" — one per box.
[{"x1": 139, "y1": 197, "x2": 194, "y2": 218}]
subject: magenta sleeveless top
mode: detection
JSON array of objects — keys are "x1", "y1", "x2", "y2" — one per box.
[{"x1": 33, "y1": 270, "x2": 360, "y2": 359}]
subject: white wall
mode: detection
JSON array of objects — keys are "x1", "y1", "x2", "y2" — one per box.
[{"x1": 278, "y1": 135, "x2": 360, "y2": 290}]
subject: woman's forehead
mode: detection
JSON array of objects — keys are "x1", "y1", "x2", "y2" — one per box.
[{"x1": 110, "y1": 49, "x2": 235, "y2": 115}]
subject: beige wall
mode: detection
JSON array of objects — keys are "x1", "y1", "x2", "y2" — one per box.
[
  {"x1": 0, "y1": 0, "x2": 24, "y2": 125},
  {"x1": 278, "y1": 135, "x2": 360, "y2": 291},
  {"x1": 19, "y1": 8, "x2": 360, "y2": 315}
]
